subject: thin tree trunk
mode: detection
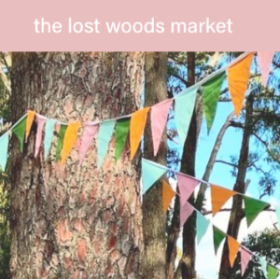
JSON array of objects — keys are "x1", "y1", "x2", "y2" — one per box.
[
  {"x1": 141, "y1": 52, "x2": 168, "y2": 279},
  {"x1": 219, "y1": 95, "x2": 253, "y2": 279},
  {"x1": 10, "y1": 52, "x2": 144, "y2": 279}
]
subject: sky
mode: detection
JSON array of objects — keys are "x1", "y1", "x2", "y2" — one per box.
[{"x1": 167, "y1": 52, "x2": 280, "y2": 278}]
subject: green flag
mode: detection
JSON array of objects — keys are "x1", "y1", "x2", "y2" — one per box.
[
  {"x1": 12, "y1": 116, "x2": 27, "y2": 152},
  {"x1": 196, "y1": 210, "x2": 210, "y2": 244},
  {"x1": 213, "y1": 226, "x2": 225, "y2": 254},
  {"x1": 202, "y1": 72, "x2": 225, "y2": 133},
  {"x1": 267, "y1": 264, "x2": 278, "y2": 279},
  {"x1": 115, "y1": 118, "x2": 130, "y2": 161},
  {"x1": 243, "y1": 196, "x2": 269, "y2": 227},
  {"x1": 55, "y1": 125, "x2": 67, "y2": 161}
]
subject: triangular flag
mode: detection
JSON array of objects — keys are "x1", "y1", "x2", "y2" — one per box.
[
  {"x1": 211, "y1": 184, "x2": 237, "y2": 216},
  {"x1": 258, "y1": 52, "x2": 274, "y2": 86},
  {"x1": 130, "y1": 107, "x2": 150, "y2": 160},
  {"x1": 180, "y1": 201, "x2": 194, "y2": 228},
  {"x1": 97, "y1": 120, "x2": 115, "y2": 168},
  {"x1": 177, "y1": 173, "x2": 200, "y2": 206},
  {"x1": 241, "y1": 247, "x2": 252, "y2": 276},
  {"x1": 260, "y1": 256, "x2": 267, "y2": 277},
  {"x1": 12, "y1": 115, "x2": 27, "y2": 152},
  {"x1": 151, "y1": 99, "x2": 173, "y2": 156},
  {"x1": 196, "y1": 211, "x2": 210, "y2": 244},
  {"x1": 115, "y1": 118, "x2": 130, "y2": 161},
  {"x1": 228, "y1": 236, "x2": 240, "y2": 267},
  {"x1": 25, "y1": 110, "x2": 36, "y2": 141},
  {"x1": 61, "y1": 122, "x2": 81, "y2": 164},
  {"x1": 275, "y1": 206, "x2": 280, "y2": 230},
  {"x1": 243, "y1": 196, "x2": 269, "y2": 227},
  {"x1": 55, "y1": 125, "x2": 67, "y2": 161},
  {"x1": 228, "y1": 53, "x2": 254, "y2": 116},
  {"x1": 202, "y1": 72, "x2": 226, "y2": 133},
  {"x1": 34, "y1": 116, "x2": 46, "y2": 157},
  {"x1": 0, "y1": 132, "x2": 9, "y2": 171},
  {"x1": 141, "y1": 159, "x2": 166, "y2": 194},
  {"x1": 268, "y1": 265, "x2": 278, "y2": 279},
  {"x1": 175, "y1": 85, "x2": 198, "y2": 145},
  {"x1": 44, "y1": 119, "x2": 56, "y2": 160},
  {"x1": 162, "y1": 180, "x2": 176, "y2": 212},
  {"x1": 213, "y1": 226, "x2": 226, "y2": 254},
  {"x1": 79, "y1": 124, "x2": 99, "y2": 164}
]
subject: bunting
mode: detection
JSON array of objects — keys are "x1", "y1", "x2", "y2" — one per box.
[
  {"x1": 12, "y1": 115, "x2": 27, "y2": 152},
  {"x1": 258, "y1": 52, "x2": 274, "y2": 86},
  {"x1": 151, "y1": 99, "x2": 173, "y2": 156},
  {"x1": 227, "y1": 236, "x2": 240, "y2": 267},
  {"x1": 202, "y1": 72, "x2": 225, "y2": 133},
  {"x1": 25, "y1": 110, "x2": 36, "y2": 141},
  {"x1": 228, "y1": 53, "x2": 254, "y2": 116},
  {"x1": 55, "y1": 124, "x2": 67, "y2": 161},
  {"x1": 141, "y1": 159, "x2": 166, "y2": 194},
  {"x1": 180, "y1": 201, "x2": 194, "y2": 228},
  {"x1": 115, "y1": 118, "x2": 130, "y2": 161},
  {"x1": 260, "y1": 257, "x2": 267, "y2": 277},
  {"x1": 243, "y1": 196, "x2": 269, "y2": 227},
  {"x1": 211, "y1": 184, "x2": 237, "y2": 216},
  {"x1": 0, "y1": 132, "x2": 9, "y2": 171},
  {"x1": 130, "y1": 107, "x2": 150, "y2": 160},
  {"x1": 175, "y1": 85, "x2": 198, "y2": 145},
  {"x1": 44, "y1": 119, "x2": 56, "y2": 160},
  {"x1": 196, "y1": 210, "x2": 210, "y2": 244},
  {"x1": 275, "y1": 206, "x2": 280, "y2": 230},
  {"x1": 213, "y1": 226, "x2": 226, "y2": 254},
  {"x1": 162, "y1": 180, "x2": 176, "y2": 212},
  {"x1": 61, "y1": 122, "x2": 81, "y2": 164},
  {"x1": 97, "y1": 120, "x2": 115, "y2": 168},
  {"x1": 34, "y1": 115, "x2": 46, "y2": 157},
  {"x1": 268, "y1": 265, "x2": 278, "y2": 279},
  {"x1": 240, "y1": 248, "x2": 252, "y2": 276},
  {"x1": 79, "y1": 124, "x2": 99, "y2": 164}
]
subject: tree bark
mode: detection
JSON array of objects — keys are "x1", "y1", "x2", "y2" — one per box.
[
  {"x1": 141, "y1": 52, "x2": 168, "y2": 279},
  {"x1": 10, "y1": 52, "x2": 144, "y2": 279},
  {"x1": 219, "y1": 95, "x2": 253, "y2": 279}
]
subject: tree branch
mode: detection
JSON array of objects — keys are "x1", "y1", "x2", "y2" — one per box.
[{"x1": 215, "y1": 160, "x2": 238, "y2": 168}]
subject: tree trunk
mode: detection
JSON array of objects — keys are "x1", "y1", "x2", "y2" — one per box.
[
  {"x1": 141, "y1": 52, "x2": 168, "y2": 279},
  {"x1": 10, "y1": 52, "x2": 144, "y2": 279},
  {"x1": 219, "y1": 95, "x2": 253, "y2": 279}
]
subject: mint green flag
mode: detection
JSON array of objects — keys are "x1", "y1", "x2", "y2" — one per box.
[
  {"x1": 55, "y1": 125, "x2": 67, "y2": 161},
  {"x1": 115, "y1": 118, "x2": 130, "y2": 161},
  {"x1": 213, "y1": 226, "x2": 225, "y2": 254},
  {"x1": 260, "y1": 256, "x2": 267, "y2": 277},
  {"x1": 12, "y1": 115, "x2": 27, "y2": 152},
  {"x1": 175, "y1": 85, "x2": 199, "y2": 145},
  {"x1": 0, "y1": 132, "x2": 9, "y2": 171},
  {"x1": 202, "y1": 72, "x2": 225, "y2": 133},
  {"x1": 275, "y1": 206, "x2": 280, "y2": 230},
  {"x1": 97, "y1": 120, "x2": 115, "y2": 168},
  {"x1": 142, "y1": 159, "x2": 166, "y2": 194},
  {"x1": 196, "y1": 210, "x2": 210, "y2": 244},
  {"x1": 44, "y1": 119, "x2": 56, "y2": 160},
  {"x1": 267, "y1": 264, "x2": 278, "y2": 279},
  {"x1": 243, "y1": 196, "x2": 269, "y2": 227}
]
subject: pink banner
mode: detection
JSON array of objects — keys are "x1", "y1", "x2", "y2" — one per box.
[
  {"x1": 258, "y1": 52, "x2": 275, "y2": 86},
  {"x1": 180, "y1": 201, "x2": 194, "y2": 228},
  {"x1": 241, "y1": 247, "x2": 252, "y2": 276},
  {"x1": 0, "y1": 0, "x2": 280, "y2": 50},
  {"x1": 35, "y1": 116, "x2": 46, "y2": 157}
]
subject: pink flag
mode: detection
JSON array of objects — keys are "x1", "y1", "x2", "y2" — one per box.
[
  {"x1": 177, "y1": 173, "x2": 200, "y2": 206},
  {"x1": 79, "y1": 124, "x2": 99, "y2": 164},
  {"x1": 35, "y1": 115, "x2": 46, "y2": 157},
  {"x1": 180, "y1": 201, "x2": 194, "y2": 228},
  {"x1": 258, "y1": 52, "x2": 274, "y2": 86},
  {"x1": 151, "y1": 99, "x2": 173, "y2": 156},
  {"x1": 241, "y1": 247, "x2": 252, "y2": 276}
]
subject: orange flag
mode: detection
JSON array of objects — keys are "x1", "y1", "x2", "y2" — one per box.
[
  {"x1": 228, "y1": 53, "x2": 254, "y2": 117},
  {"x1": 211, "y1": 185, "x2": 237, "y2": 216},
  {"x1": 25, "y1": 110, "x2": 36, "y2": 141},
  {"x1": 61, "y1": 122, "x2": 81, "y2": 164},
  {"x1": 228, "y1": 236, "x2": 240, "y2": 267},
  {"x1": 130, "y1": 107, "x2": 150, "y2": 160},
  {"x1": 162, "y1": 180, "x2": 176, "y2": 212}
]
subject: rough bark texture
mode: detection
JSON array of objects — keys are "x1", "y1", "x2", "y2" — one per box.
[
  {"x1": 141, "y1": 52, "x2": 168, "y2": 279},
  {"x1": 181, "y1": 52, "x2": 197, "y2": 279},
  {"x1": 10, "y1": 52, "x2": 144, "y2": 279},
  {"x1": 219, "y1": 96, "x2": 253, "y2": 279}
]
